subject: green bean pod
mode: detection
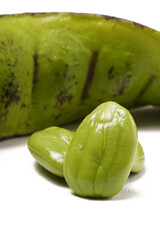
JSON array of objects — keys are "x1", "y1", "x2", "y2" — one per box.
[{"x1": 1, "y1": 13, "x2": 160, "y2": 139}]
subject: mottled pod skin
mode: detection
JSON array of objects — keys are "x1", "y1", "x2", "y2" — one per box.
[
  {"x1": 0, "y1": 13, "x2": 160, "y2": 139},
  {"x1": 28, "y1": 127, "x2": 74, "y2": 177},
  {"x1": 64, "y1": 102, "x2": 138, "y2": 198}
]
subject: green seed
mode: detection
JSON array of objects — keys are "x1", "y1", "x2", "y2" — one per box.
[
  {"x1": 131, "y1": 142, "x2": 145, "y2": 173},
  {"x1": 64, "y1": 101, "x2": 138, "y2": 198},
  {"x1": 28, "y1": 126, "x2": 74, "y2": 177}
]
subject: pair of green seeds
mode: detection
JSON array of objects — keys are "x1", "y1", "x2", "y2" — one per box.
[{"x1": 28, "y1": 101, "x2": 145, "y2": 198}]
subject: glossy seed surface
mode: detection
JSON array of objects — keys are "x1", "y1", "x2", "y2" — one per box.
[
  {"x1": 131, "y1": 142, "x2": 145, "y2": 172},
  {"x1": 64, "y1": 101, "x2": 138, "y2": 197},
  {"x1": 28, "y1": 126, "x2": 74, "y2": 177}
]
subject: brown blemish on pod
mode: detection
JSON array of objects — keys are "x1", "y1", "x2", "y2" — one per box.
[
  {"x1": 21, "y1": 103, "x2": 26, "y2": 108},
  {"x1": 109, "y1": 62, "x2": 132, "y2": 97},
  {"x1": 0, "y1": 110, "x2": 9, "y2": 120},
  {"x1": 32, "y1": 52, "x2": 39, "y2": 91},
  {"x1": 55, "y1": 88, "x2": 73, "y2": 107},
  {"x1": 117, "y1": 78, "x2": 130, "y2": 96},
  {"x1": 108, "y1": 66, "x2": 114, "y2": 80},
  {"x1": 2, "y1": 81, "x2": 20, "y2": 109},
  {"x1": 0, "y1": 12, "x2": 153, "y2": 31},
  {"x1": 135, "y1": 75, "x2": 156, "y2": 101},
  {"x1": 103, "y1": 14, "x2": 146, "y2": 29},
  {"x1": 81, "y1": 51, "x2": 98, "y2": 100}
]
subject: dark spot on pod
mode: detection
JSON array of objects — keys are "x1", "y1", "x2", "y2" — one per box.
[
  {"x1": 72, "y1": 63, "x2": 79, "y2": 67},
  {"x1": 11, "y1": 72, "x2": 16, "y2": 80},
  {"x1": 66, "y1": 94, "x2": 73, "y2": 103},
  {"x1": 26, "y1": 12, "x2": 59, "y2": 16},
  {"x1": 55, "y1": 64, "x2": 69, "y2": 79},
  {"x1": 103, "y1": 14, "x2": 148, "y2": 29},
  {"x1": 68, "y1": 75, "x2": 76, "y2": 81},
  {"x1": 32, "y1": 52, "x2": 39, "y2": 92},
  {"x1": 108, "y1": 66, "x2": 114, "y2": 80},
  {"x1": 81, "y1": 51, "x2": 99, "y2": 100},
  {"x1": 0, "y1": 12, "x2": 59, "y2": 18},
  {"x1": 1, "y1": 81, "x2": 21, "y2": 109},
  {"x1": 132, "y1": 21, "x2": 145, "y2": 29},
  {"x1": 55, "y1": 72, "x2": 60, "y2": 77},
  {"x1": 0, "y1": 110, "x2": 8, "y2": 120},
  {"x1": 63, "y1": 64, "x2": 69, "y2": 78},
  {"x1": 5, "y1": 95, "x2": 20, "y2": 109},
  {"x1": 5, "y1": 100, "x2": 12, "y2": 109},
  {"x1": 54, "y1": 113, "x2": 61, "y2": 120},
  {"x1": 8, "y1": 81, "x2": 13, "y2": 87},
  {"x1": 55, "y1": 88, "x2": 73, "y2": 107},
  {"x1": 118, "y1": 78, "x2": 129, "y2": 95},
  {"x1": 125, "y1": 62, "x2": 130, "y2": 69},
  {"x1": 63, "y1": 71, "x2": 67, "y2": 78},
  {"x1": 0, "y1": 42, "x2": 6, "y2": 50},
  {"x1": 135, "y1": 75, "x2": 156, "y2": 101},
  {"x1": 113, "y1": 77, "x2": 131, "y2": 97},
  {"x1": 127, "y1": 74, "x2": 132, "y2": 78},
  {"x1": 110, "y1": 62, "x2": 132, "y2": 97},
  {"x1": 103, "y1": 15, "x2": 121, "y2": 21},
  {"x1": 0, "y1": 12, "x2": 154, "y2": 32},
  {"x1": 21, "y1": 103, "x2": 26, "y2": 108},
  {"x1": 12, "y1": 57, "x2": 18, "y2": 68},
  {"x1": 4, "y1": 111, "x2": 8, "y2": 116}
]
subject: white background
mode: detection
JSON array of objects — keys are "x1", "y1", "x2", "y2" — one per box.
[{"x1": 0, "y1": 1, "x2": 160, "y2": 239}]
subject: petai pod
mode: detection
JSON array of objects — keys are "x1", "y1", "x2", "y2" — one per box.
[
  {"x1": 1, "y1": 13, "x2": 160, "y2": 139},
  {"x1": 28, "y1": 126, "x2": 74, "y2": 177},
  {"x1": 64, "y1": 101, "x2": 138, "y2": 198}
]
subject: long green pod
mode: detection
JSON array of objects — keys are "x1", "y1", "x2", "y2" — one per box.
[{"x1": 1, "y1": 13, "x2": 160, "y2": 139}]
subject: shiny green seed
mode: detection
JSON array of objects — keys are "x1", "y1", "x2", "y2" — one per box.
[
  {"x1": 64, "y1": 101, "x2": 138, "y2": 198},
  {"x1": 28, "y1": 126, "x2": 74, "y2": 177},
  {"x1": 131, "y1": 142, "x2": 145, "y2": 173}
]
